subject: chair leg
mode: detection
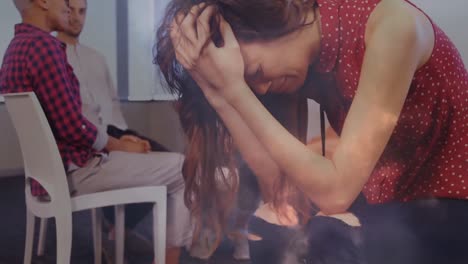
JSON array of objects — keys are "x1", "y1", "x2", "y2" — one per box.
[
  {"x1": 37, "y1": 218, "x2": 48, "y2": 256},
  {"x1": 91, "y1": 208, "x2": 102, "y2": 264},
  {"x1": 24, "y1": 210, "x2": 35, "y2": 264},
  {"x1": 154, "y1": 199, "x2": 167, "y2": 264},
  {"x1": 115, "y1": 205, "x2": 125, "y2": 264},
  {"x1": 54, "y1": 211, "x2": 73, "y2": 264}
]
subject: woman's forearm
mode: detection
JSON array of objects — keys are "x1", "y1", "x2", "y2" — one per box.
[
  {"x1": 213, "y1": 99, "x2": 282, "y2": 201},
  {"x1": 224, "y1": 85, "x2": 352, "y2": 213}
]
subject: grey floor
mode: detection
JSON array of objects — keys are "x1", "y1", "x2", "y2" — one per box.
[{"x1": 0, "y1": 176, "x2": 251, "y2": 264}]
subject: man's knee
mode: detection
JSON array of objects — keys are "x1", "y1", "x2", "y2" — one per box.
[{"x1": 147, "y1": 152, "x2": 185, "y2": 193}]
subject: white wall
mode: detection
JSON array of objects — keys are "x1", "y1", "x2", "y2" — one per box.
[
  {"x1": 128, "y1": 0, "x2": 174, "y2": 100},
  {"x1": 0, "y1": 2, "x2": 20, "y2": 60},
  {"x1": 79, "y1": 1, "x2": 118, "y2": 89},
  {"x1": 411, "y1": 0, "x2": 468, "y2": 64},
  {"x1": 128, "y1": 0, "x2": 165, "y2": 100},
  {"x1": 0, "y1": 1, "x2": 21, "y2": 103}
]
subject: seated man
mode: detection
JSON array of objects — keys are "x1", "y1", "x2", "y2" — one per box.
[
  {"x1": 0, "y1": 1, "x2": 192, "y2": 263},
  {"x1": 56, "y1": 0, "x2": 169, "y2": 152},
  {"x1": 56, "y1": 0, "x2": 175, "y2": 259}
]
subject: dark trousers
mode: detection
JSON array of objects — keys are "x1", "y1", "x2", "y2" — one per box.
[
  {"x1": 102, "y1": 125, "x2": 170, "y2": 229},
  {"x1": 350, "y1": 198, "x2": 468, "y2": 264},
  {"x1": 249, "y1": 197, "x2": 468, "y2": 264}
]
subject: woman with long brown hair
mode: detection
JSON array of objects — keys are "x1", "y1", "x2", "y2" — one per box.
[
  {"x1": 156, "y1": 0, "x2": 468, "y2": 263},
  {"x1": 156, "y1": 1, "x2": 315, "y2": 260}
]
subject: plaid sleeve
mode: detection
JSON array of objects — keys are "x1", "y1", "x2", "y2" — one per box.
[{"x1": 26, "y1": 38, "x2": 101, "y2": 149}]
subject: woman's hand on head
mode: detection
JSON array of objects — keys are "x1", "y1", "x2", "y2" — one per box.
[{"x1": 170, "y1": 3, "x2": 247, "y2": 106}]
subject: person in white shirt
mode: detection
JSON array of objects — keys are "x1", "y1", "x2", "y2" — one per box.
[{"x1": 57, "y1": 0, "x2": 190, "y2": 263}]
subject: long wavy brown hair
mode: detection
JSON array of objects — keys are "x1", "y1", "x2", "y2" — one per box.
[{"x1": 155, "y1": 0, "x2": 318, "y2": 251}]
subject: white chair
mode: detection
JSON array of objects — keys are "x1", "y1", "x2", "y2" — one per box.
[{"x1": 4, "y1": 92, "x2": 167, "y2": 264}]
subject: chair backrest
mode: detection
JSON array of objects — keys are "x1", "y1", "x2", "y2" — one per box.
[{"x1": 4, "y1": 92, "x2": 71, "y2": 205}]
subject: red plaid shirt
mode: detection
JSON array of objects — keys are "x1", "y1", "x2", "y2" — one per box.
[{"x1": 0, "y1": 24, "x2": 103, "y2": 196}]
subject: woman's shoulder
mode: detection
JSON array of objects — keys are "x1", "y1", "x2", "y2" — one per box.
[
  {"x1": 365, "y1": 0, "x2": 434, "y2": 63},
  {"x1": 367, "y1": 0, "x2": 432, "y2": 35}
]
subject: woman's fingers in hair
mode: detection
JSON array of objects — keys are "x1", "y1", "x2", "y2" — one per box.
[
  {"x1": 170, "y1": 16, "x2": 194, "y2": 70},
  {"x1": 170, "y1": 3, "x2": 217, "y2": 71},
  {"x1": 196, "y1": 5, "x2": 216, "y2": 50},
  {"x1": 217, "y1": 16, "x2": 238, "y2": 48},
  {"x1": 169, "y1": 13, "x2": 186, "y2": 49},
  {"x1": 179, "y1": 3, "x2": 206, "y2": 44},
  {"x1": 184, "y1": 4, "x2": 216, "y2": 62}
]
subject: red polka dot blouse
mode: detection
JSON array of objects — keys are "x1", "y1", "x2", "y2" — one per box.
[{"x1": 307, "y1": 0, "x2": 467, "y2": 203}]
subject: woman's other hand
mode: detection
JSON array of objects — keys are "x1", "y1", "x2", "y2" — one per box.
[{"x1": 170, "y1": 4, "x2": 246, "y2": 105}]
